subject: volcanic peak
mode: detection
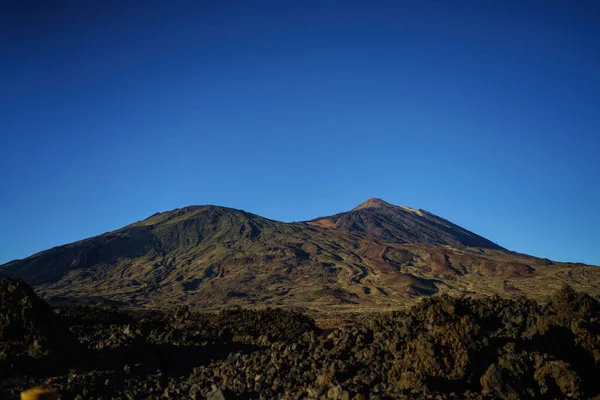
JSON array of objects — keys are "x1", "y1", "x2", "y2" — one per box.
[{"x1": 352, "y1": 197, "x2": 396, "y2": 211}]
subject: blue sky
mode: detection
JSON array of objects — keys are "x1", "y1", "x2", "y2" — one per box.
[{"x1": 1, "y1": 1, "x2": 599, "y2": 265}]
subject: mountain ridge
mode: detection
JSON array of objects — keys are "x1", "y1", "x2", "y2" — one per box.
[
  {"x1": 310, "y1": 198, "x2": 504, "y2": 250},
  {"x1": 1, "y1": 198, "x2": 599, "y2": 310}
]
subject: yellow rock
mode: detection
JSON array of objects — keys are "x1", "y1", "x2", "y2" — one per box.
[{"x1": 20, "y1": 387, "x2": 58, "y2": 400}]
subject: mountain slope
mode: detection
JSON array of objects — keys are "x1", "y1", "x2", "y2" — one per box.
[
  {"x1": 310, "y1": 198, "x2": 504, "y2": 250},
  {"x1": 1, "y1": 199, "x2": 599, "y2": 310}
]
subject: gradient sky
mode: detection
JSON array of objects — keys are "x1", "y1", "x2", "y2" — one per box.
[{"x1": 1, "y1": 1, "x2": 599, "y2": 265}]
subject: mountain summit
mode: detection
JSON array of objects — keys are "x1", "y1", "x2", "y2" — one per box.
[
  {"x1": 313, "y1": 198, "x2": 503, "y2": 250},
  {"x1": 352, "y1": 197, "x2": 396, "y2": 211},
  {"x1": 1, "y1": 200, "x2": 598, "y2": 310}
]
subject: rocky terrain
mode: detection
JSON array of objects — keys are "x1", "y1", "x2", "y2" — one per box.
[
  {"x1": 1, "y1": 198, "x2": 599, "y2": 310},
  {"x1": 2, "y1": 277, "x2": 600, "y2": 399}
]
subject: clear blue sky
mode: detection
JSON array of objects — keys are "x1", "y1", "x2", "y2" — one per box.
[{"x1": 1, "y1": 1, "x2": 599, "y2": 265}]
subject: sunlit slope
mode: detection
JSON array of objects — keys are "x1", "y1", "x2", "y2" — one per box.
[{"x1": 1, "y1": 199, "x2": 598, "y2": 310}]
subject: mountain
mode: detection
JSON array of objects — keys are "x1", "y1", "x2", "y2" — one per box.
[
  {"x1": 310, "y1": 197, "x2": 504, "y2": 249},
  {"x1": 1, "y1": 199, "x2": 599, "y2": 310}
]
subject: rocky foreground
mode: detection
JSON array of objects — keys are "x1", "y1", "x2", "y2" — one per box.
[{"x1": 1, "y1": 277, "x2": 600, "y2": 399}]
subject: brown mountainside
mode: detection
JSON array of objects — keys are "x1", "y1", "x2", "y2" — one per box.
[
  {"x1": 1, "y1": 199, "x2": 599, "y2": 311},
  {"x1": 310, "y1": 197, "x2": 504, "y2": 250}
]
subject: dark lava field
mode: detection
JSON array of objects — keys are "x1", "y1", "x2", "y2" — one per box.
[{"x1": 1, "y1": 277, "x2": 600, "y2": 399}]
